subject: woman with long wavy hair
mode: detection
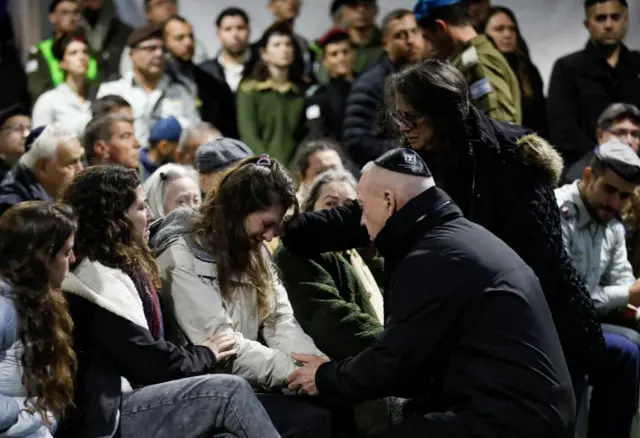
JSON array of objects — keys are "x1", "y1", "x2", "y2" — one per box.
[
  {"x1": 58, "y1": 165, "x2": 280, "y2": 438},
  {"x1": 0, "y1": 201, "x2": 77, "y2": 438},
  {"x1": 151, "y1": 154, "x2": 334, "y2": 438}
]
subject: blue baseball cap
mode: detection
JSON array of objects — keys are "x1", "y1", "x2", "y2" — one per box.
[
  {"x1": 413, "y1": 0, "x2": 462, "y2": 22},
  {"x1": 149, "y1": 116, "x2": 182, "y2": 143}
]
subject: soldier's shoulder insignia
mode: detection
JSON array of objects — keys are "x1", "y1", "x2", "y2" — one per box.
[
  {"x1": 560, "y1": 201, "x2": 578, "y2": 220},
  {"x1": 461, "y1": 46, "x2": 479, "y2": 68},
  {"x1": 306, "y1": 84, "x2": 321, "y2": 98},
  {"x1": 469, "y1": 77, "x2": 492, "y2": 100}
]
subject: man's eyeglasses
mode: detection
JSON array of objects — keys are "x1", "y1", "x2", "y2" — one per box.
[
  {"x1": 134, "y1": 44, "x2": 165, "y2": 54},
  {"x1": 608, "y1": 128, "x2": 640, "y2": 140},
  {"x1": 1, "y1": 124, "x2": 31, "y2": 133}
]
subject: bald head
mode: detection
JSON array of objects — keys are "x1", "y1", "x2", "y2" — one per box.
[
  {"x1": 361, "y1": 162, "x2": 435, "y2": 205},
  {"x1": 358, "y1": 162, "x2": 435, "y2": 240}
]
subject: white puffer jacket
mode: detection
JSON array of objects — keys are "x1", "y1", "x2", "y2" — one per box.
[{"x1": 151, "y1": 208, "x2": 325, "y2": 390}]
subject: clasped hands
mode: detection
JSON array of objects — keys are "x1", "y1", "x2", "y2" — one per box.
[{"x1": 287, "y1": 353, "x2": 329, "y2": 396}]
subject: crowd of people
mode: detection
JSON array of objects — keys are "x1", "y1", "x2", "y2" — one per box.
[{"x1": 0, "y1": 0, "x2": 640, "y2": 437}]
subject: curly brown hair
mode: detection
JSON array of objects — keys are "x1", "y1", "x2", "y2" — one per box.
[
  {"x1": 63, "y1": 165, "x2": 160, "y2": 287},
  {"x1": 192, "y1": 156, "x2": 297, "y2": 319},
  {"x1": 0, "y1": 201, "x2": 77, "y2": 422}
]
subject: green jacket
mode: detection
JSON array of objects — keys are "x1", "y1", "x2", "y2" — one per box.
[
  {"x1": 450, "y1": 34, "x2": 522, "y2": 124},
  {"x1": 273, "y1": 246, "x2": 383, "y2": 360},
  {"x1": 26, "y1": 38, "x2": 98, "y2": 102},
  {"x1": 236, "y1": 79, "x2": 307, "y2": 169}
]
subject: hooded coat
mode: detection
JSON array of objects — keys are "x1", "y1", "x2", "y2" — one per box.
[{"x1": 282, "y1": 109, "x2": 605, "y2": 376}]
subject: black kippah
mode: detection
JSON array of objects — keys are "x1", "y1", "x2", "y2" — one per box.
[{"x1": 373, "y1": 148, "x2": 432, "y2": 177}]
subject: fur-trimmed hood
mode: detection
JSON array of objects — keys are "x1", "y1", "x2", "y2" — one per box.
[
  {"x1": 469, "y1": 109, "x2": 564, "y2": 187},
  {"x1": 512, "y1": 134, "x2": 564, "y2": 186}
]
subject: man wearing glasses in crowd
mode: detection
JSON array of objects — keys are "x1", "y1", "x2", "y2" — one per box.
[
  {"x1": 0, "y1": 105, "x2": 31, "y2": 183},
  {"x1": 564, "y1": 103, "x2": 640, "y2": 184},
  {"x1": 97, "y1": 25, "x2": 200, "y2": 149}
]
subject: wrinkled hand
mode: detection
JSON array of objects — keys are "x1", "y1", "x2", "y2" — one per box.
[
  {"x1": 287, "y1": 354, "x2": 329, "y2": 396},
  {"x1": 201, "y1": 332, "x2": 237, "y2": 362}
]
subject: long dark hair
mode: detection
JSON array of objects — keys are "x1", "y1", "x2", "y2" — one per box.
[
  {"x1": 0, "y1": 201, "x2": 77, "y2": 422},
  {"x1": 242, "y1": 20, "x2": 305, "y2": 85},
  {"x1": 63, "y1": 165, "x2": 160, "y2": 288},
  {"x1": 484, "y1": 6, "x2": 534, "y2": 97},
  {"x1": 383, "y1": 59, "x2": 474, "y2": 188},
  {"x1": 192, "y1": 156, "x2": 297, "y2": 319}
]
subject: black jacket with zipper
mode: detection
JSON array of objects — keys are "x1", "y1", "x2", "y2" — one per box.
[
  {"x1": 316, "y1": 187, "x2": 575, "y2": 437},
  {"x1": 282, "y1": 108, "x2": 605, "y2": 377}
]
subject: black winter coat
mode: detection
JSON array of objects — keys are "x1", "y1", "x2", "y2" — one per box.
[
  {"x1": 0, "y1": 164, "x2": 52, "y2": 217},
  {"x1": 342, "y1": 57, "x2": 398, "y2": 167},
  {"x1": 547, "y1": 42, "x2": 640, "y2": 168},
  {"x1": 283, "y1": 109, "x2": 605, "y2": 376},
  {"x1": 316, "y1": 187, "x2": 576, "y2": 437}
]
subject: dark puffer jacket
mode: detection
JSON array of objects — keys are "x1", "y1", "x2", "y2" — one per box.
[
  {"x1": 283, "y1": 108, "x2": 605, "y2": 377},
  {"x1": 342, "y1": 57, "x2": 398, "y2": 168}
]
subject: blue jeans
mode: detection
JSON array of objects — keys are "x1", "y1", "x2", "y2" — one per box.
[
  {"x1": 119, "y1": 374, "x2": 281, "y2": 438},
  {"x1": 587, "y1": 330, "x2": 640, "y2": 438}
]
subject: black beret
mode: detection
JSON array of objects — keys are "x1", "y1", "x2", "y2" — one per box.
[
  {"x1": 127, "y1": 24, "x2": 163, "y2": 48},
  {"x1": 49, "y1": 0, "x2": 74, "y2": 14},
  {"x1": 0, "y1": 104, "x2": 29, "y2": 128},
  {"x1": 373, "y1": 148, "x2": 432, "y2": 177}
]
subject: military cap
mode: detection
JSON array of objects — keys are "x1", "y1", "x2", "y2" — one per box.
[
  {"x1": 49, "y1": 0, "x2": 74, "y2": 13},
  {"x1": 594, "y1": 140, "x2": 640, "y2": 184},
  {"x1": 317, "y1": 28, "x2": 350, "y2": 49},
  {"x1": 373, "y1": 148, "x2": 432, "y2": 177},
  {"x1": 413, "y1": 0, "x2": 462, "y2": 22},
  {"x1": 127, "y1": 24, "x2": 163, "y2": 48}
]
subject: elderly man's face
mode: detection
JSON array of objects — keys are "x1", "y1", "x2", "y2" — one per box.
[
  {"x1": 357, "y1": 170, "x2": 394, "y2": 240},
  {"x1": 36, "y1": 137, "x2": 85, "y2": 199}
]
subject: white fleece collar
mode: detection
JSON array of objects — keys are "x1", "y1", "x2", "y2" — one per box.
[{"x1": 62, "y1": 259, "x2": 149, "y2": 330}]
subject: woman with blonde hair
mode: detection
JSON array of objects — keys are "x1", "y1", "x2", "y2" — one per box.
[{"x1": 0, "y1": 201, "x2": 77, "y2": 437}]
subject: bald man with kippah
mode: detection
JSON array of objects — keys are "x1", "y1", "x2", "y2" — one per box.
[{"x1": 287, "y1": 148, "x2": 575, "y2": 437}]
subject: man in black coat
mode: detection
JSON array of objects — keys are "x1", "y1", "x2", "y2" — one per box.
[
  {"x1": 547, "y1": 0, "x2": 640, "y2": 168},
  {"x1": 288, "y1": 149, "x2": 575, "y2": 437},
  {"x1": 343, "y1": 9, "x2": 425, "y2": 167},
  {"x1": 282, "y1": 59, "x2": 605, "y2": 381}
]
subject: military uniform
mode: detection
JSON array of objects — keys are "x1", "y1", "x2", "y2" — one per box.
[
  {"x1": 305, "y1": 77, "x2": 352, "y2": 141},
  {"x1": 450, "y1": 34, "x2": 522, "y2": 124},
  {"x1": 25, "y1": 38, "x2": 99, "y2": 102},
  {"x1": 555, "y1": 181, "x2": 634, "y2": 314}
]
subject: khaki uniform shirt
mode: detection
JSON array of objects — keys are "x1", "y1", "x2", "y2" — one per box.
[{"x1": 451, "y1": 35, "x2": 522, "y2": 124}]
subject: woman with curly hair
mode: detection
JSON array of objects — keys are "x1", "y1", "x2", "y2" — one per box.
[
  {"x1": 0, "y1": 201, "x2": 77, "y2": 438},
  {"x1": 58, "y1": 165, "x2": 280, "y2": 438},
  {"x1": 151, "y1": 155, "x2": 333, "y2": 437}
]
